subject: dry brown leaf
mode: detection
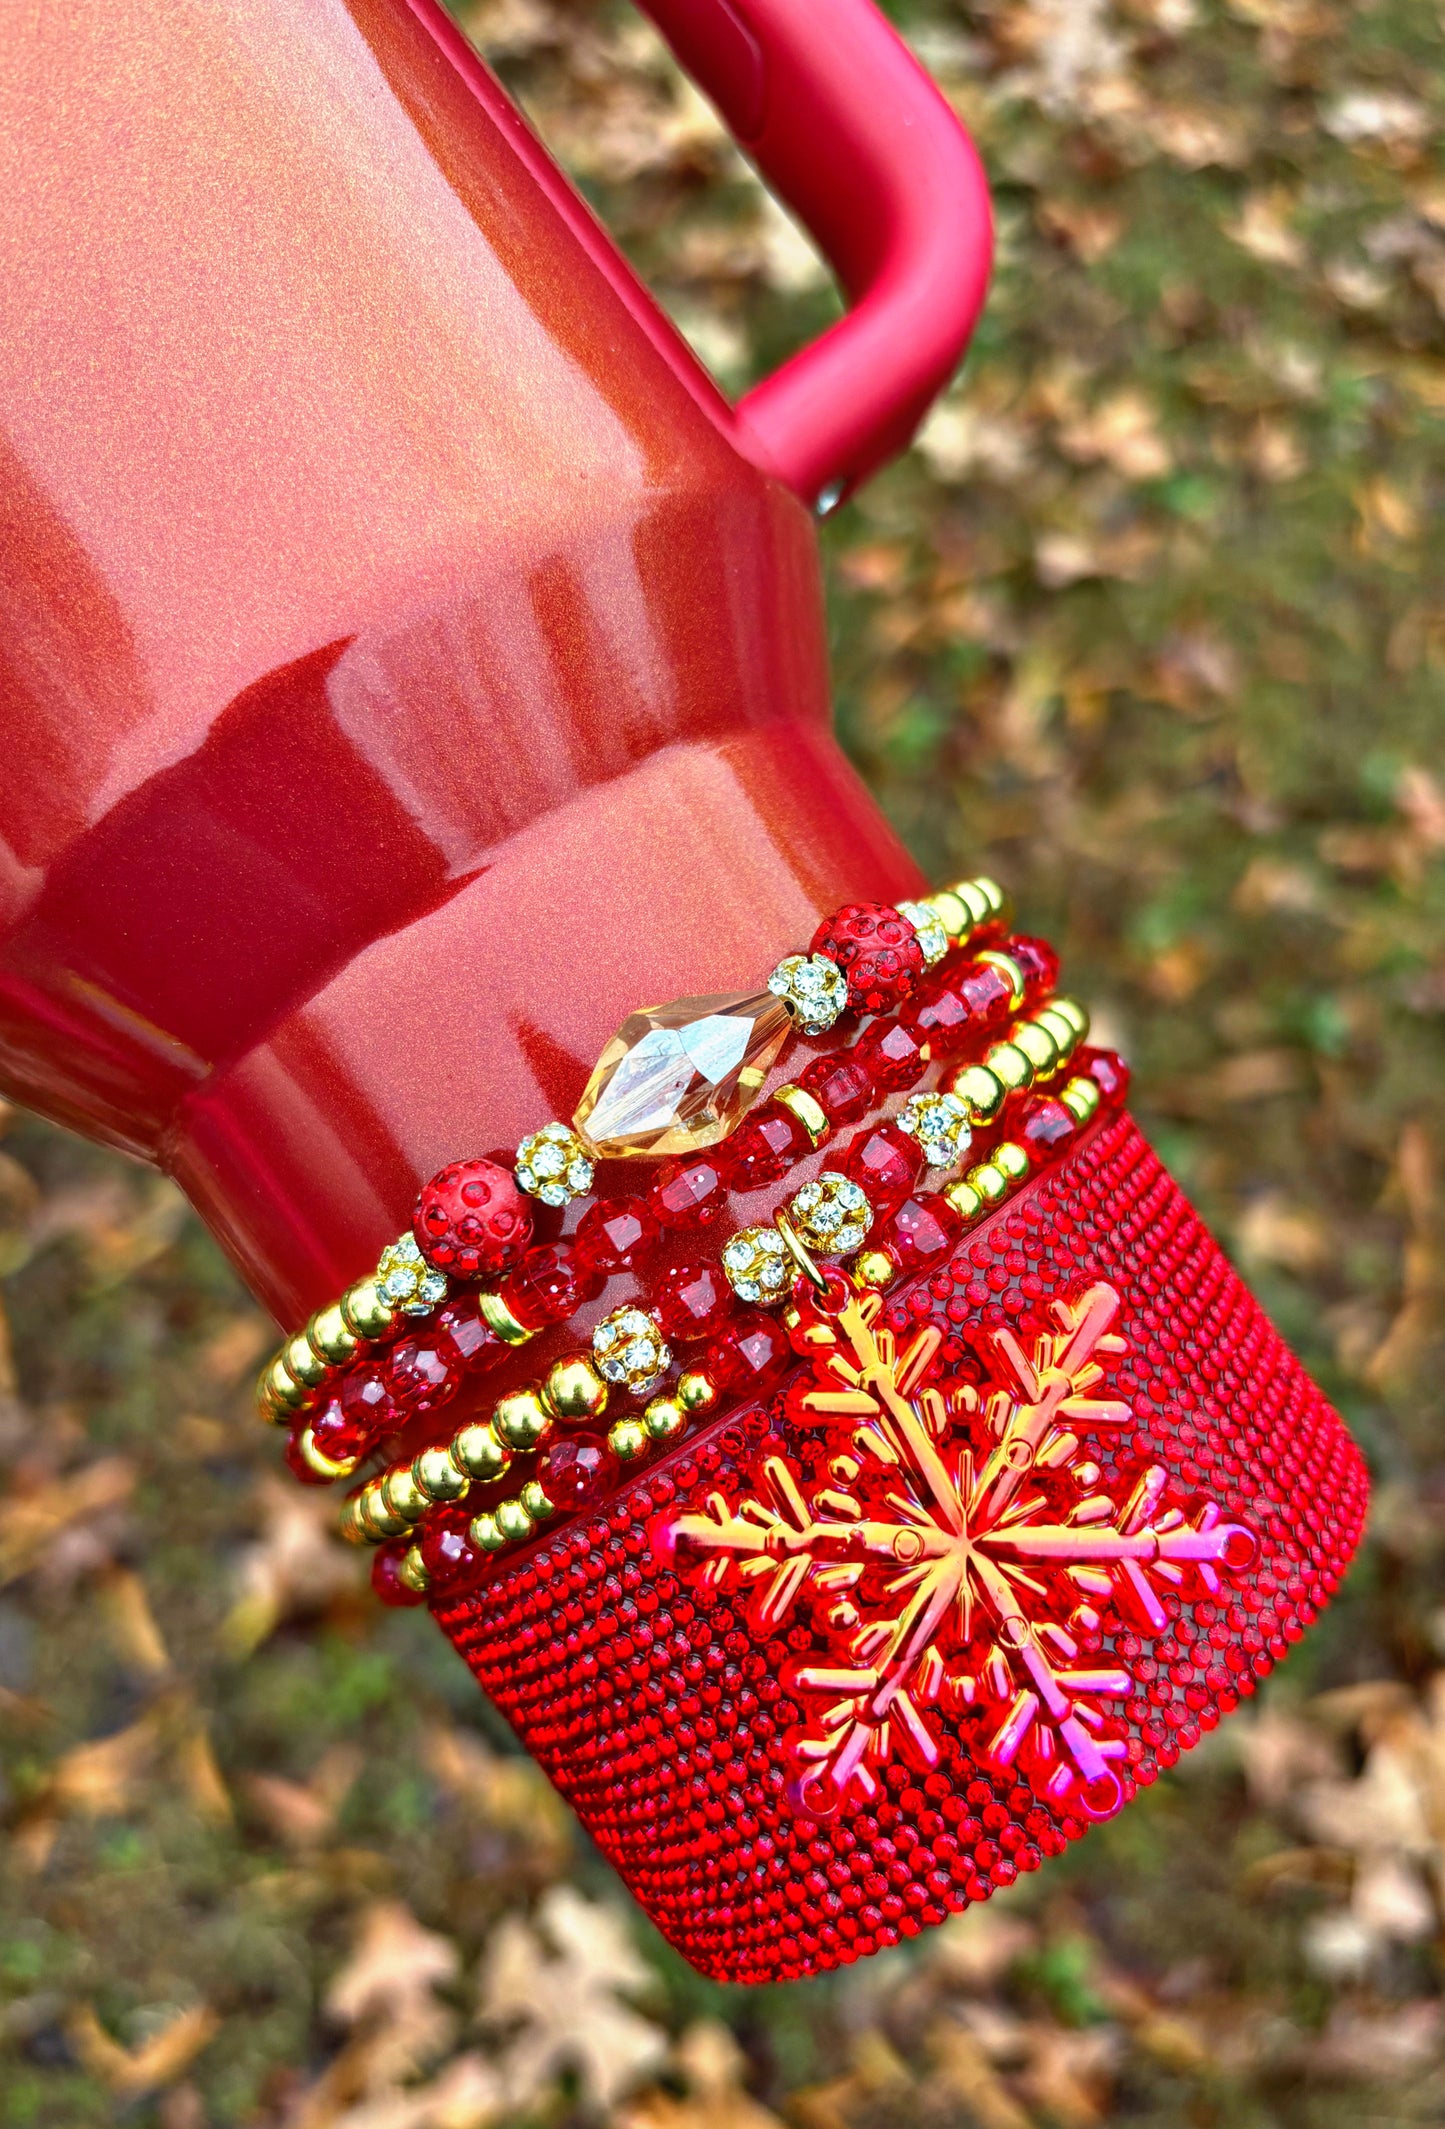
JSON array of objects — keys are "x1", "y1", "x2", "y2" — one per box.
[
  {"x1": 1057, "y1": 390, "x2": 1172, "y2": 479},
  {"x1": 326, "y1": 1902, "x2": 460, "y2": 2095},
  {"x1": 922, "y1": 2019, "x2": 1031, "y2": 2129},
  {"x1": 0, "y1": 1454, "x2": 136, "y2": 1586},
  {"x1": 222, "y1": 1477, "x2": 363, "y2": 1655},
  {"x1": 99, "y1": 1566, "x2": 174, "y2": 1680},
  {"x1": 1017, "y1": 2023, "x2": 1118, "y2": 2126},
  {"x1": 620, "y1": 2023, "x2": 784, "y2": 2129},
  {"x1": 248, "y1": 1744, "x2": 363, "y2": 1851},
  {"x1": 68, "y1": 2002, "x2": 219, "y2": 2097},
  {"x1": 479, "y1": 1884, "x2": 666, "y2": 2110},
  {"x1": 1227, "y1": 190, "x2": 1307, "y2": 269},
  {"x1": 423, "y1": 1724, "x2": 571, "y2": 1870}
]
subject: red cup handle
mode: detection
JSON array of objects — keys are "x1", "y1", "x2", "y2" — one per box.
[{"x1": 639, "y1": 0, "x2": 993, "y2": 505}]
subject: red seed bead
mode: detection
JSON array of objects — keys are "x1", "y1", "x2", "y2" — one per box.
[
  {"x1": 853, "y1": 1015, "x2": 928, "y2": 1093},
  {"x1": 433, "y1": 1293, "x2": 503, "y2": 1373},
  {"x1": 1011, "y1": 935, "x2": 1060, "y2": 1003},
  {"x1": 502, "y1": 1240, "x2": 604, "y2": 1331},
  {"x1": 576, "y1": 1195, "x2": 660, "y2": 1274},
  {"x1": 723, "y1": 1101, "x2": 809, "y2": 1190},
  {"x1": 650, "y1": 1155, "x2": 728, "y2": 1231},
  {"x1": 385, "y1": 1332, "x2": 460, "y2": 1414},
  {"x1": 539, "y1": 1436, "x2": 617, "y2": 1512},
  {"x1": 372, "y1": 1545, "x2": 427, "y2": 1608},
  {"x1": 1086, "y1": 1048, "x2": 1131, "y2": 1105},
  {"x1": 708, "y1": 1310, "x2": 792, "y2": 1395},
  {"x1": 877, "y1": 1191, "x2": 963, "y2": 1273},
  {"x1": 797, "y1": 1051, "x2": 874, "y2": 1125},
  {"x1": 811, "y1": 902, "x2": 925, "y2": 1013},
  {"x1": 413, "y1": 1157, "x2": 531, "y2": 1278},
  {"x1": 654, "y1": 1260, "x2": 735, "y2": 1342},
  {"x1": 420, "y1": 1515, "x2": 479, "y2": 1589},
  {"x1": 339, "y1": 1364, "x2": 400, "y2": 1439},
  {"x1": 841, "y1": 1122, "x2": 923, "y2": 1210},
  {"x1": 1021, "y1": 1098, "x2": 1077, "y2": 1159}
]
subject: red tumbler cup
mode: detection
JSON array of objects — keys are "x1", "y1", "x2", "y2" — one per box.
[{"x1": 0, "y1": 0, "x2": 1365, "y2": 1982}]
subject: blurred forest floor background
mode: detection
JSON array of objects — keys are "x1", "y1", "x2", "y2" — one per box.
[{"x1": 3, "y1": 0, "x2": 1445, "y2": 2122}]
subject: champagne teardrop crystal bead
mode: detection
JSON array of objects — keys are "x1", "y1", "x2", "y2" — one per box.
[{"x1": 573, "y1": 991, "x2": 791, "y2": 1158}]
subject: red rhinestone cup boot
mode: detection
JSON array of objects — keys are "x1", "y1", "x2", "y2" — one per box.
[{"x1": 432, "y1": 1111, "x2": 1368, "y2": 1984}]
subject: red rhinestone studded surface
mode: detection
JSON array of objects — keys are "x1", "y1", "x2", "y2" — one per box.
[{"x1": 434, "y1": 1114, "x2": 1368, "y2": 1986}]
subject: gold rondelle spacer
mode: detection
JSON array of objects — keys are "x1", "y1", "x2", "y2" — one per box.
[
  {"x1": 773, "y1": 1083, "x2": 830, "y2": 1148},
  {"x1": 469, "y1": 1511, "x2": 505, "y2": 1553},
  {"x1": 495, "y1": 1497, "x2": 535, "y2": 1544},
  {"x1": 341, "y1": 1277, "x2": 395, "y2": 1342},
  {"x1": 296, "y1": 1424, "x2": 355, "y2": 1482},
  {"x1": 995, "y1": 1141, "x2": 1030, "y2": 1183},
  {"x1": 967, "y1": 1161, "x2": 1009, "y2": 1207},
  {"x1": 520, "y1": 1479, "x2": 555, "y2": 1521},
  {"x1": 413, "y1": 1444, "x2": 470, "y2": 1504},
  {"x1": 644, "y1": 1396, "x2": 686, "y2": 1442},
  {"x1": 676, "y1": 1370, "x2": 717, "y2": 1413},
  {"x1": 451, "y1": 1421, "x2": 511, "y2": 1484},
  {"x1": 943, "y1": 1179, "x2": 984, "y2": 1223},
  {"x1": 852, "y1": 1248, "x2": 898, "y2": 1292},
  {"x1": 478, "y1": 1291, "x2": 535, "y2": 1346},
  {"x1": 976, "y1": 949, "x2": 1026, "y2": 1009},
  {"x1": 542, "y1": 1354, "x2": 609, "y2": 1424},
  {"x1": 1062, "y1": 1075, "x2": 1102, "y2": 1123},
  {"x1": 338, "y1": 1494, "x2": 372, "y2": 1546},
  {"x1": 609, "y1": 1418, "x2": 648, "y2": 1462},
  {"x1": 397, "y1": 1545, "x2": 431, "y2": 1596},
  {"x1": 949, "y1": 1063, "x2": 1007, "y2": 1123},
  {"x1": 493, "y1": 1388, "x2": 552, "y2": 1452}
]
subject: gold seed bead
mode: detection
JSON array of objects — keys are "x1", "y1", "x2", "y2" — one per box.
[
  {"x1": 943, "y1": 1179, "x2": 984, "y2": 1222},
  {"x1": 521, "y1": 1479, "x2": 555, "y2": 1521},
  {"x1": 976, "y1": 876, "x2": 1011, "y2": 923},
  {"x1": 985, "y1": 1041, "x2": 1033, "y2": 1094},
  {"x1": 361, "y1": 1478, "x2": 411, "y2": 1540},
  {"x1": 341, "y1": 1276, "x2": 395, "y2": 1342},
  {"x1": 609, "y1": 1418, "x2": 648, "y2": 1462},
  {"x1": 949, "y1": 1063, "x2": 1007, "y2": 1123},
  {"x1": 285, "y1": 1331, "x2": 329, "y2": 1393},
  {"x1": 493, "y1": 1388, "x2": 552, "y2": 1452},
  {"x1": 412, "y1": 1444, "x2": 470, "y2": 1504},
  {"x1": 1013, "y1": 1021, "x2": 1060, "y2": 1076},
  {"x1": 927, "y1": 888, "x2": 970, "y2": 940},
  {"x1": 1036, "y1": 1006, "x2": 1079, "y2": 1062},
  {"x1": 380, "y1": 1465, "x2": 429, "y2": 1524},
  {"x1": 307, "y1": 1302, "x2": 358, "y2": 1368},
  {"x1": 495, "y1": 1496, "x2": 535, "y2": 1544},
  {"x1": 976, "y1": 949, "x2": 1026, "y2": 1009},
  {"x1": 296, "y1": 1424, "x2": 355, "y2": 1482},
  {"x1": 773, "y1": 1082, "x2": 829, "y2": 1148},
  {"x1": 644, "y1": 1396, "x2": 686, "y2": 1442},
  {"x1": 469, "y1": 1511, "x2": 506, "y2": 1553},
  {"x1": 255, "y1": 1372, "x2": 290, "y2": 1425},
  {"x1": 677, "y1": 1370, "x2": 717, "y2": 1413},
  {"x1": 953, "y1": 876, "x2": 1011, "y2": 930},
  {"x1": 451, "y1": 1421, "x2": 511, "y2": 1484},
  {"x1": 853, "y1": 1248, "x2": 898, "y2": 1291},
  {"x1": 478, "y1": 1291, "x2": 535, "y2": 1346},
  {"x1": 265, "y1": 1352, "x2": 309, "y2": 1413},
  {"x1": 1052, "y1": 996, "x2": 1090, "y2": 1038},
  {"x1": 1062, "y1": 1075, "x2": 1101, "y2": 1124},
  {"x1": 338, "y1": 1494, "x2": 372, "y2": 1546},
  {"x1": 542, "y1": 1354, "x2": 609, "y2": 1424},
  {"x1": 397, "y1": 1545, "x2": 431, "y2": 1596},
  {"x1": 967, "y1": 1161, "x2": 1009, "y2": 1207},
  {"x1": 995, "y1": 1141, "x2": 1030, "y2": 1183}
]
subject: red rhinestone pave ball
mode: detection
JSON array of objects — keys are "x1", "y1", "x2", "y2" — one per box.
[
  {"x1": 414, "y1": 1158, "x2": 531, "y2": 1279},
  {"x1": 434, "y1": 1115, "x2": 1368, "y2": 1985},
  {"x1": 811, "y1": 902, "x2": 925, "y2": 1013}
]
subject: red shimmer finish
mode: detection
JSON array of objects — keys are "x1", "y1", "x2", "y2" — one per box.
[
  {"x1": 0, "y1": 0, "x2": 984, "y2": 1320},
  {"x1": 436, "y1": 1116, "x2": 1369, "y2": 1984}
]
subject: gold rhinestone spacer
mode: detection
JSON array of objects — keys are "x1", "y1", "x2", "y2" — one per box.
[
  {"x1": 479, "y1": 1291, "x2": 534, "y2": 1346},
  {"x1": 773, "y1": 1082, "x2": 829, "y2": 1148}
]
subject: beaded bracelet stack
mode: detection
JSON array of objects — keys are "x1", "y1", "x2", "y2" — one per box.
[{"x1": 254, "y1": 877, "x2": 1128, "y2": 1604}]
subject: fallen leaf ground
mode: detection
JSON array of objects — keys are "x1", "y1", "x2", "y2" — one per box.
[{"x1": 3, "y1": 1, "x2": 1444, "y2": 2123}]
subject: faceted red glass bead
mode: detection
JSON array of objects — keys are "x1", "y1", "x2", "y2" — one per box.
[
  {"x1": 1086, "y1": 1049, "x2": 1131, "y2": 1104},
  {"x1": 878, "y1": 1191, "x2": 963, "y2": 1273},
  {"x1": 1011, "y1": 936, "x2": 1060, "y2": 1003},
  {"x1": 502, "y1": 1240, "x2": 605, "y2": 1331},
  {"x1": 954, "y1": 962, "x2": 1015, "y2": 1028},
  {"x1": 385, "y1": 1332, "x2": 461, "y2": 1414},
  {"x1": 902, "y1": 971, "x2": 975, "y2": 1058},
  {"x1": 434, "y1": 1293, "x2": 502, "y2": 1372},
  {"x1": 413, "y1": 1157, "x2": 532, "y2": 1278},
  {"x1": 722, "y1": 1101, "x2": 809, "y2": 1190},
  {"x1": 709, "y1": 1309, "x2": 792, "y2": 1394},
  {"x1": 650, "y1": 1155, "x2": 728, "y2": 1231},
  {"x1": 539, "y1": 1436, "x2": 617, "y2": 1512},
  {"x1": 372, "y1": 1544, "x2": 426, "y2": 1608},
  {"x1": 811, "y1": 902, "x2": 925, "y2": 1013},
  {"x1": 1021, "y1": 1098, "x2": 1078, "y2": 1158},
  {"x1": 654, "y1": 1259, "x2": 735, "y2": 1342},
  {"x1": 575, "y1": 1194, "x2": 661, "y2": 1274},
  {"x1": 339, "y1": 1364, "x2": 399, "y2": 1438},
  {"x1": 797, "y1": 1050, "x2": 874, "y2": 1125},
  {"x1": 854, "y1": 1014, "x2": 928, "y2": 1093},
  {"x1": 283, "y1": 1427, "x2": 331, "y2": 1486},
  {"x1": 306, "y1": 1393, "x2": 370, "y2": 1466},
  {"x1": 841, "y1": 1121, "x2": 923, "y2": 1210},
  {"x1": 420, "y1": 1515, "x2": 479, "y2": 1589}
]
